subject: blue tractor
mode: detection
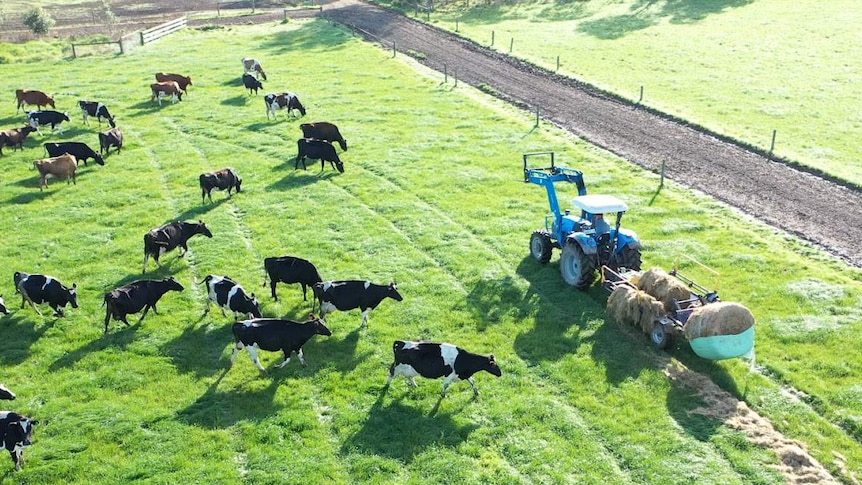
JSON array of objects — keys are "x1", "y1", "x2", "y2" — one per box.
[{"x1": 524, "y1": 152, "x2": 642, "y2": 289}]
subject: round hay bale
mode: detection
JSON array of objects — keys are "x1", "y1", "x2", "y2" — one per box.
[
  {"x1": 637, "y1": 267, "x2": 691, "y2": 312},
  {"x1": 607, "y1": 285, "x2": 664, "y2": 334},
  {"x1": 684, "y1": 302, "x2": 755, "y2": 340},
  {"x1": 635, "y1": 290, "x2": 666, "y2": 334},
  {"x1": 607, "y1": 286, "x2": 635, "y2": 325}
]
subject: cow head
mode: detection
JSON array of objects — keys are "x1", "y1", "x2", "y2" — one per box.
[
  {"x1": 94, "y1": 153, "x2": 106, "y2": 166},
  {"x1": 486, "y1": 355, "x2": 502, "y2": 377},
  {"x1": 0, "y1": 295, "x2": 7, "y2": 315},
  {"x1": 388, "y1": 283, "x2": 403, "y2": 301},
  {"x1": 67, "y1": 283, "x2": 79, "y2": 309},
  {"x1": 164, "y1": 276, "x2": 185, "y2": 292},
  {"x1": 62, "y1": 112, "x2": 70, "y2": 122},
  {"x1": 308, "y1": 313, "x2": 332, "y2": 336},
  {"x1": 0, "y1": 384, "x2": 15, "y2": 400},
  {"x1": 196, "y1": 221, "x2": 213, "y2": 238}
]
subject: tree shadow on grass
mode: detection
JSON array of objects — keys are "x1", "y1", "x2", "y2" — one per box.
[
  {"x1": 258, "y1": 19, "x2": 352, "y2": 54},
  {"x1": 340, "y1": 388, "x2": 478, "y2": 462},
  {"x1": 176, "y1": 368, "x2": 284, "y2": 429},
  {"x1": 0, "y1": 313, "x2": 51, "y2": 365},
  {"x1": 49, "y1": 324, "x2": 140, "y2": 372}
]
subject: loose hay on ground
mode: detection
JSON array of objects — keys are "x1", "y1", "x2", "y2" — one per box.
[
  {"x1": 684, "y1": 301, "x2": 755, "y2": 340},
  {"x1": 637, "y1": 267, "x2": 692, "y2": 312}
]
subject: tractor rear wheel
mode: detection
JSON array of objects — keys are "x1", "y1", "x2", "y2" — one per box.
[
  {"x1": 617, "y1": 246, "x2": 643, "y2": 271},
  {"x1": 560, "y1": 241, "x2": 596, "y2": 290},
  {"x1": 530, "y1": 231, "x2": 553, "y2": 264}
]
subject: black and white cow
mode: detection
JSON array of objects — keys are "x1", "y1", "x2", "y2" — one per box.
[
  {"x1": 44, "y1": 141, "x2": 105, "y2": 167},
  {"x1": 142, "y1": 221, "x2": 213, "y2": 273},
  {"x1": 78, "y1": 100, "x2": 116, "y2": 128},
  {"x1": 230, "y1": 314, "x2": 331, "y2": 372},
  {"x1": 103, "y1": 277, "x2": 185, "y2": 334},
  {"x1": 387, "y1": 340, "x2": 502, "y2": 397},
  {"x1": 312, "y1": 280, "x2": 402, "y2": 326},
  {"x1": 242, "y1": 74, "x2": 263, "y2": 96},
  {"x1": 14, "y1": 271, "x2": 78, "y2": 317},
  {"x1": 295, "y1": 138, "x2": 344, "y2": 173},
  {"x1": 199, "y1": 168, "x2": 241, "y2": 204},
  {"x1": 0, "y1": 412, "x2": 36, "y2": 471},
  {"x1": 202, "y1": 275, "x2": 262, "y2": 320},
  {"x1": 262, "y1": 256, "x2": 322, "y2": 302},
  {"x1": 27, "y1": 111, "x2": 70, "y2": 134},
  {"x1": 0, "y1": 385, "x2": 14, "y2": 401},
  {"x1": 264, "y1": 92, "x2": 306, "y2": 119},
  {"x1": 0, "y1": 295, "x2": 7, "y2": 316}
]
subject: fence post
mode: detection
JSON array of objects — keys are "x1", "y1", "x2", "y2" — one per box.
[
  {"x1": 217, "y1": 2, "x2": 221, "y2": 16},
  {"x1": 509, "y1": 37, "x2": 513, "y2": 53},
  {"x1": 392, "y1": 41, "x2": 396, "y2": 58},
  {"x1": 660, "y1": 160, "x2": 666, "y2": 187},
  {"x1": 454, "y1": 69, "x2": 458, "y2": 87},
  {"x1": 455, "y1": 20, "x2": 459, "y2": 32},
  {"x1": 444, "y1": 63, "x2": 447, "y2": 83},
  {"x1": 72, "y1": 44, "x2": 77, "y2": 59},
  {"x1": 491, "y1": 30, "x2": 494, "y2": 47},
  {"x1": 140, "y1": 31, "x2": 144, "y2": 45},
  {"x1": 556, "y1": 55, "x2": 560, "y2": 72},
  {"x1": 637, "y1": 85, "x2": 643, "y2": 104},
  {"x1": 118, "y1": 40, "x2": 124, "y2": 55},
  {"x1": 535, "y1": 105, "x2": 539, "y2": 127},
  {"x1": 769, "y1": 130, "x2": 777, "y2": 156}
]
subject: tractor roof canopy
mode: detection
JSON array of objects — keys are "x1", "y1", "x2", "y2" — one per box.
[{"x1": 572, "y1": 194, "x2": 629, "y2": 214}]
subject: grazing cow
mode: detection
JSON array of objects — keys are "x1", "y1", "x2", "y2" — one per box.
[
  {"x1": 300, "y1": 122, "x2": 347, "y2": 151},
  {"x1": 99, "y1": 127, "x2": 123, "y2": 156},
  {"x1": 296, "y1": 138, "x2": 344, "y2": 173},
  {"x1": 312, "y1": 280, "x2": 402, "y2": 326},
  {"x1": 150, "y1": 81, "x2": 183, "y2": 105},
  {"x1": 16, "y1": 89, "x2": 54, "y2": 113},
  {"x1": 0, "y1": 412, "x2": 36, "y2": 471},
  {"x1": 14, "y1": 271, "x2": 78, "y2": 317},
  {"x1": 202, "y1": 275, "x2": 262, "y2": 320},
  {"x1": 103, "y1": 277, "x2": 184, "y2": 333},
  {"x1": 0, "y1": 385, "x2": 14, "y2": 401},
  {"x1": 142, "y1": 220, "x2": 213, "y2": 273},
  {"x1": 262, "y1": 256, "x2": 322, "y2": 303},
  {"x1": 199, "y1": 168, "x2": 241, "y2": 204},
  {"x1": 155, "y1": 73, "x2": 192, "y2": 95},
  {"x1": 387, "y1": 340, "x2": 502, "y2": 397},
  {"x1": 264, "y1": 92, "x2": 306, "y2": 119},
  {"x1": 242, "y1": 74, "x2": 263, "y2": 96},
  {"x1": 78, "y1": 100, "x2": 116, "y2": 128},
  {"x1": 0, "y1": 126, "x2": 37, "y2": 155},
  {"x1": 231, "y1": 314, "x2": 331, "y2": 372},
  {"x1": 241, "y1": 57, "x2": 267, "y2": 81},
  {"x1": 27, "y1": 111, "x2": 70, "y2": 134},
  {"x1": 34, "y1": 153, "x2": 77, "y2": 191},
  {"x1": 44, "y1": 142, "x2": 104, "y2": 167},
  {"x1": 0, "y1": 295, "x2": 7, "y2": 316}
]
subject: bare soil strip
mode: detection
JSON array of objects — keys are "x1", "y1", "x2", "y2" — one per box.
[{"x1": 321, "y1": 0, "x2": 862, "y2": 268}]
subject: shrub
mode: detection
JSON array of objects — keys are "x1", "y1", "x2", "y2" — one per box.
[{"x1": 23, "y1": 6, "x2": 55, "y2": 36}]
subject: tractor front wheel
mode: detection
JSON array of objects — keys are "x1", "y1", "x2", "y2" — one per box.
[
  {"x1": 617, "y1": 246, "x2": 643, "y2": 271},
  {"x1": 560, "y1": 241, "x2": 596, "y2": 290},
  {"x1": 530, "y1": 231, "x2": 553, "y2": 264}
]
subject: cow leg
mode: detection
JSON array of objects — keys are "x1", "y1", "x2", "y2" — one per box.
[
  {"x1": 143, "y1": 252, "x2": 150, "y2": 274},
  {"x1": 361, "y1": 309, "x2": 371, "y2": 327},
  {"x1": 139, "y1": 304, "x2": 151, "y2": 322},
  {"x1": 26, "y1": 297, "x2": 43, "y2": 317},
  {"x1": 276, "y1": 349, "x2": 293, "y2": 369},
  {"x1": 467, "y1": 377, "x2": 479, "y2": 396},
  {"x1": 51, "y1": 304, "x2": 64, "y2": 317},
  {"x1": 203, "y1": 298, "x2": 212, "y2": 315},
  {"x1": 299, "y1": 283, "x2": 307, "y2": 301},
  {"x1": 441, "y1": 374, "x2": 459, "y2": 397},
  {"x1": 270, "y1": 281, "x2": 278, "y2": 301},
  {"x1": 247, "y1": 344, "x2": 267, "y2": 372},
  {"x1": 104, "y1": 306, "x2": 113, "y2": 334},
  {"x1": 296, "y1": 348, "x2": 306, "y2": 366},
  {"x1": 230, "y1": 341, "x2": 244, "y2": 365},
  {"x1": 179, "y1": 244, "x2": 188, "y2": 257},
  {"x1": 10, "y1": 449, "x2": 21, "y2": 471}
]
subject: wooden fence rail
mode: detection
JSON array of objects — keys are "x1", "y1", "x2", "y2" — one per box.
[{"x1": 139, "y1": 16, "x2": 187, "y2": 45}]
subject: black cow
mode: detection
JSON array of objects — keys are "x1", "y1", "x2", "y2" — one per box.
[
  {"x1": 44, "y1": 142, "x2": 105, "y2": 167},
  {"x1": 99, "y1": 127, "x2": 123, "y2": 156},
  {"x1": 0, "y1": 295, "x2": 7, "y2": 316},
  {"x1": 295, "y1": 138, "x2": 344, "y2": 173},
  {"x1": 262, "y1": 256, "x2": 322, "y2": 302},
  {"x1": 242, "y1": 74, "x2": 263, "y2": 96},
  {"x1": 0, "y1": 384, "x2": 14, "y2": 401},
  {"x1": 0, "y1": 412, "x2": 36, "y2": 471},
  {"x1": 387, "y1": 340, "x2": 502, "y2": 397},
  {"x1": 142, "y1": 221, "x2": 213, "y2": 273},
  {"x1": 300, "y1": 122, "x2": 347, "y2": 151},
  {"x1": 103, "y1": 277, "x2": 185, "y2": 333},
  {"x1": 264, "y1": 92, "x2": 306, "y2": 119},
  {"x1": 312, "y1": 280, "x2": 402, "y2": 326},
  {"x1": 199, "y1": 168, "x2": 241, "y2": 204},
  {"x1": 14, "y1": 272, "x2": 78, "y2": 317},
  {"x1": 27, "y1": 110, "x2": 70, "y2": 134},
  {"x1": 231, "y1": 314, "x2": 331, "y2": 372},
  {"x1": 78, "y1": 100, "x2": 116, "y2": 128},
  {"x1": 202, "y1": 275, "x2": 261, "y2": 320}
]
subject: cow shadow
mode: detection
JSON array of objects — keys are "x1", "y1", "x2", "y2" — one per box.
[
  {"x1": 48, "y1": 324, "x2": 140, "y2": 372},
  {"x1": 171, "y1": 200, "x2": 225, "y2": 222},
  {"x1": 340, "y1": 390, "x2": 478, "y2": 462},
  {"x1": 159, "y1": 319, "x2": 232, "y2": 379},
  {"x1": 220, "y1": 95, "x2": 248, "y2": 107},
  {"x1": 321, "y1": 326, "x2": 367, "y2": 374},
  {"x1": 266, "y1": 170, "x2": 333, "y2": 191},
  {"x1": 0, "y1": 313, "x2": 51, "y2": 365},
  {"x1": 4, "y1": 190, "x2": 54, "y2": 204},
  {"x1": 176, "y1": 367, "x2": 284, "y2": 429}
]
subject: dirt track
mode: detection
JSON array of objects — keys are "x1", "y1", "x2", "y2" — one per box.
[{"x1": 320, "y1": 0, "x2": 862, "y2": 269}]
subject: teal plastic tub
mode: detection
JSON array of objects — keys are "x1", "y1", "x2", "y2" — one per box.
[{"x1": 689, "y1": 326, "x2": 755, "y2": 361}]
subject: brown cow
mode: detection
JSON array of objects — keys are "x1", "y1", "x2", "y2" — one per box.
[
  {"x1": 16, "y1": 89, "x2": 55, "y2": 113},
  {"x1": 155, "y1": 73, "x2": 192, "y2": 95},
  {"x1": 34, "y1": 153, "x2": 77, "y2": 191},
  {"x1": 241, "y1": 58, "x2": 267, "y2": 81},
  {"x1": 150, "y1": 82, "x2": 183, "y2": 106},
  {"x1": 99, "y1": 127, "x2": 123, "y2": 156},
  {"x1": 0, "y1": 126, "x2": 37, "y2": 155}
]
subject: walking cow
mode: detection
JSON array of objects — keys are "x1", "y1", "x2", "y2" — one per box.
[
  {"x1": 13, "y1": 271, "x2": 78, "y2": 317},
  {"x1": 78, "y1": 100, "x2": 116, "y2": 128},
  {"x1": 103, "y1": 277, "x2": 185, "y2": 333},
  {"x1": 262, "y1": 256, "x2": 322, "y2": 303},
  {"x1": 16, "y1": 89, "x2": 54, "y2": 113},
  {"x1": 142, "y1": 221, "x2": 213, "y2": 273},
  {"x1": 231, "y1": 314, "x2": 331, "y2": 372},
  {"x1": 386, "y1": 340, "x2": 502, "y2": 397},
  {"x1": 201, "y1": 275, "x2": 262, "y2": 320},
  {"x1": 0, "y1": 412, "x2": 37, "y2": 471},
  {"x1": 312, "y1": 280, "x2": 402, "y2": 326}
]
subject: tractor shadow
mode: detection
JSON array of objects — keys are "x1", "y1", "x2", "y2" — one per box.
[
  {"x1": 48, "y1": 324, "x2": 140, "y2": 372},
  {"x1": 340, "y1": 388, "x2": 478, "y2": 462},
  {"x1": 175, "y1": 368, "x2": 284, "y2": 429},
  {"x1": 0, "y1": 313, "x2": 51, "y2": 365}
]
